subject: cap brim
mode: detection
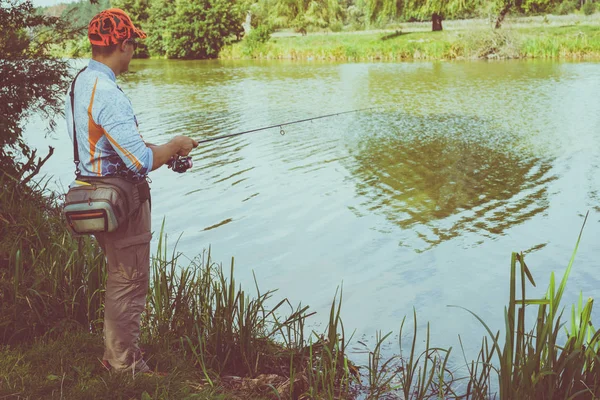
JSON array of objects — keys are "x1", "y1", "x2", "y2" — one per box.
[{"x1": 132, "y1": 26, "x2": 147, "y2": 39}]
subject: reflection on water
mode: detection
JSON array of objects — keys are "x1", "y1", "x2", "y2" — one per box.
[{"x1": 348, "y1": 112, "x2": 558, "y2": 251}]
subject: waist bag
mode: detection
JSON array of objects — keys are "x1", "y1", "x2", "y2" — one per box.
[
  {"x1": 63, "y1": 177, "x2": 150, "y2": 235},
  {"x1": 62, "y1": 67, "x2": 150, "y2": 235}
]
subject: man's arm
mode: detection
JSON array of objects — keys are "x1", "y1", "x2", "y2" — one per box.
[{"x1": 98, "y1": 88, "x2": 198, "y2": 174}]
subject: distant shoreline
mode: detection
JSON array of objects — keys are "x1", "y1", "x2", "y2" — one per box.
[{"x1": 221, "y1": 14, "x2": 600, "y2": 61}]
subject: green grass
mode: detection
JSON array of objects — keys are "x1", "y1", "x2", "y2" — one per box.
[
  {"x1": 0, "y1": 331, "x2": 225, "y2": 400},
  {"x1": 221, "y1": 24, "x2": 600, "y2": 61},
  {"x1": 518, "y1": 24, "x2": 600, "y2": 58}
]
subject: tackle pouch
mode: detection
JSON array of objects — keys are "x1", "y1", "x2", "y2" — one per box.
[{"x1": 62, "y1": 177, "x2": 150, "y2": 235}]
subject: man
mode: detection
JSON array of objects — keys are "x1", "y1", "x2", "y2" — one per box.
[{"x1": 65, "y1": 8, "x2": 198, "y2": 374}]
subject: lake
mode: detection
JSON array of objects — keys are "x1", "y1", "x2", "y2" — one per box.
[{"x1": 26, "y1": 58, "x2": 600, "y2": 365}]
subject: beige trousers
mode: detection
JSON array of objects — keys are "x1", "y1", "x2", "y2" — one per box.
[{"x1": 95, "y1": 199, "x2": 151, "y2": 374}]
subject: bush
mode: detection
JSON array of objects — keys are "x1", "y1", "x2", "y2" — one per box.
[
  {"x1": 242, "y1": 24, "x2": 272, "y2": 56},
  {"x1": 155, "y1": 0, "x2": 245, "y2": 59},
  {"x1": 247, "y1": 24, "x2": 272, "y2": 44},
  {"x1": 582, "y1": 2, "x2": 596, "y2": 15},
  {"x1": 329, "y1": 20, "x2": 344, "y2": 33},
  {"x1": 554, "y1": 0, "x2": 577, "y2": 15}
]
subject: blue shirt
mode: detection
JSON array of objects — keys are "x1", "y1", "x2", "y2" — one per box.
[{"x1": 65, "y1": 60, "x2": 153, "y2": 179}]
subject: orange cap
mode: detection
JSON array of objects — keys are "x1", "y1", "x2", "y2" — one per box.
[{"x1": 88, "y1": 8, "x2": 146, "y2": 47}]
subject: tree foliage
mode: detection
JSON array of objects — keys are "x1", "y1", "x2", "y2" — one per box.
[
  {"x1": 242, "y1": 0, "x2": 579, "y2": 31},
  {"x1": 402, "y1": 0, "x2": 478, "y2": 30},
  {"x1": 36, "y1": 0, "x2": 595, "y2": 58},
  {"x1": 403, "y1": 0, "x2": 473, "y2": 19},
  {"x1": 0, "y1": 0, "x2": 79, "y2": 184},
  {"x1": 167, "y1": 0, "x2": 244, "y2": 59},
  {"x1": 61, "y1": 0, "x2": 110, "y2": 28},
  {"x1": 112, "y1": 0, "x2": 243, "y2": 58}
]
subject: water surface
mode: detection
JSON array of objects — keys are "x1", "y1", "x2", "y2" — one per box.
[{"x1": 28, "y1": 59, "x2": 600, "y2": 361}]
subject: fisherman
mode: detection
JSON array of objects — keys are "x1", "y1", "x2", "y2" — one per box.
[{"x1": 65, "y1": 8, "x2": 198, "y2": 374}]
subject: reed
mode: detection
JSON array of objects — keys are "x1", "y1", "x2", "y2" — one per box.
[
  {"x1": 143, "y1": 223, "x2": 358, "y2": 398},
  {"x1": 302, "y1": 288, "x2": 356, "y2": 399},
  {"x1": 0, "y1": 176, "x2": 106, "y2": 343},
  {"x1": 452, "y1": 212, "x2": 600, "y2": 399},
  {"x1": 354, "y1": 311, "x2": 455, "y2": 400}
]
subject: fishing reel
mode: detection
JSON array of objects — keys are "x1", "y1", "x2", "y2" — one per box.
[{"x1": 167, "y1": 156, "x2": 193, "y2": 173}]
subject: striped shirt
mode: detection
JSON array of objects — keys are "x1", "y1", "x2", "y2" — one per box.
[{"x1": 65, "y1": 60, "x2": 153, "y2": 179}]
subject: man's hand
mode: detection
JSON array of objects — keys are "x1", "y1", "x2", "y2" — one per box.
[
  {"x1": 173, "y1": 136, "x2": 199, "y2": 156},
  {"x1": 150, "y1": 135, "x2": 199, "y2": 171}
]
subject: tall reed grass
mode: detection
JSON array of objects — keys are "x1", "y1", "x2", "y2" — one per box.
[
  {"x1": 0, "y1": 176, "x2": 106, "y2": 343},
  {"x1": 143, "y1": 221, "x2": 357, "y2": 398},
  {"x1": 452, "y1": 212, "x2": 600, "y2": 399}
]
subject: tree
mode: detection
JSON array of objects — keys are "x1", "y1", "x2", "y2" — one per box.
[
  {"x1": 364, "y1": 0, "x2": 404, "y2": 27},
  {"x1": 403, "y1": 0, "x2": 477, "y2": 31},
  {"x1": 493, "y1": 0, "x2": 556, "y2": 29},
  {"x1": 60, "y1": 0, "x2": 110, "y2": 29},
  {"x1": 249, "y1": 0, "x2": 344, "y2": 32},
  {"x1": 0, "y1": 0, "x2": 79, "y2": 184},
  {"x1": 304, "y1": 0, "x2": 344, "y2": 28},
  {"x1": 146, "y1": 0, "x2": 244, "y2": 59},
  {"x1": 145, "y1": 0, "x2": 176, "y2": 57},
  {"x1": 493, "y1": 0, "x2": 522, "y2": 28},
  {"x1": 112, "y1": 0, "x2": 151, "y2": 23}
]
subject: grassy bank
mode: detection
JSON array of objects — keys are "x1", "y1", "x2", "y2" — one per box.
[
  {"x1": 1, "y1": 174, "x2": 600, "y2": 399},
  {"x1": 0, "y1": 332, "x2": 226, "y2": 400},
  {"x1": 0, "y1": 176, "x2": 360, "y2": 399},
  {"x1": 221, "y1": 19, "x2": 600, "y2": 61}
]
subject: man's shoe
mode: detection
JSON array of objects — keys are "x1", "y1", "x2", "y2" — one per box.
[{"x1": 101, "y1": 359, "x2": 160, "y2": 376}]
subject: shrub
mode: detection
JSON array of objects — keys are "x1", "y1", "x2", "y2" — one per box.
[
  {"x1": 555, "y1": 0, "x2": 577, "y2": 15},
  {"x1": 582, "y1": 2, "x2": 596, "y2": 15},
  {"x1": 247, "y1": 24, "x2": 272, "y2": 44},
  {"x1": 554, "y1": 0, "x2": 577, "y2": 15},
  {"x1": 0, "y1": 0, "x2": 76, "y2": 183},
  {"x1": 329, "y1": 20, "x2": 344, "y2": 33},
  {"x1": 241, "y1": 24, "x2": 272, "y2": 56}
]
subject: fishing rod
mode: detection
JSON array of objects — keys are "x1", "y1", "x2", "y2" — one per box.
[
  {"x1": 168, "y1": 106, "x2": 378, "y2": 172},
  {"x1": 199, "y1": 106, "x2": 378, "y2": 144}
]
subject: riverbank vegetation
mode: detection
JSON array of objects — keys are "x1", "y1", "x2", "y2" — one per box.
[
  {"x1": 2, "y1": 172, "x2": 600, "y2": 399},
  {"x1": 2, "y1": 0, "x2": 600, "y2": 398},
  {"x1": 222, "y1": 22, "x2": 600, "y2": 60},
  {"x1": 38, "y1": 0, "x2": 600, "y2": 60}
]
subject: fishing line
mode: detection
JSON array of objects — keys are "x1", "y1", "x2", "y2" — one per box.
[
  {"x1": 197, "y1": 106, "x2": 379, "y2": 144},
  {"x1": 169, "y1": 106, "x2": 380, "y2": 173}
]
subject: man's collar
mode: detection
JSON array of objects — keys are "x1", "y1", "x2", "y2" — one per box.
[{"x1": 88, "y1": 59, "x2": 116, "y2": 82}]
